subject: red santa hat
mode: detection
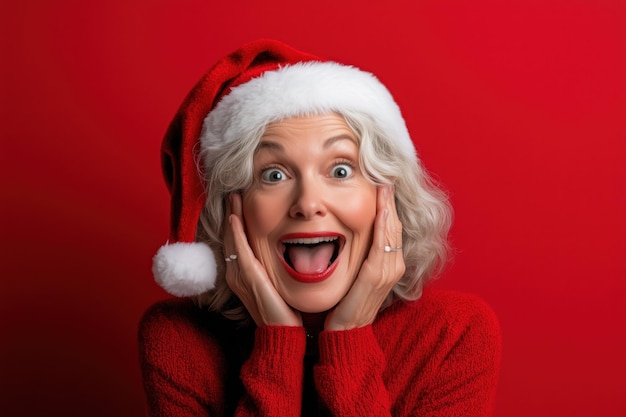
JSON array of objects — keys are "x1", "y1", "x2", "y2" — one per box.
[{"x1": 153, "y1": 39, "x2": 415, "y2": 297}]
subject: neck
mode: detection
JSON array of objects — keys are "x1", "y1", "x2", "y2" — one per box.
[{"x1": 301, "y1": 311, "x2": 328, "y2": 338}]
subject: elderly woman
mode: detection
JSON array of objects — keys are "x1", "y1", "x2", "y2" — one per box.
[{"x1": 139, "y1": 39, "x2": 501, "y2": 417}]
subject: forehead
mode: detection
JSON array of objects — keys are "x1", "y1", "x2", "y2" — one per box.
[{"x1": 259, "y1": 114, "x2": 358, "y2": 148}]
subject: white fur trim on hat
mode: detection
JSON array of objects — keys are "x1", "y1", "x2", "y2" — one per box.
[
  {"x1": 200, "y1": 61, "x2": 416, "y2": 161},
  {"x1": 152, "y1": 242, "x2": 217, "y2": 297}
]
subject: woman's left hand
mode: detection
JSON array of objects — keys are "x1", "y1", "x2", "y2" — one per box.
[{"x1": 325, "y1": 184, "x2": 405, "y2": 331}]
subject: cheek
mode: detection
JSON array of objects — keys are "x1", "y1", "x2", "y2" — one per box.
[
  {"x1": 242, "y1": 193, "x2": 284, "y2": 244},
  {"x1": 337, "y1": 185, "x2": 377, "y2": 234}
]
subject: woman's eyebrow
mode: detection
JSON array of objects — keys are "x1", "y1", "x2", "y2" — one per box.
[
  {"x1": 257, "y1": 134, "x2": 357, "y2": 152},
  {"x1": 324, "y1": 134, "x2": 358, "y2": 149},
  {"x1": 256, "y1": 140, "x2": 283, "y2": 152}
]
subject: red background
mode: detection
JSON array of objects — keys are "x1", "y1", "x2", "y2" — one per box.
[{"x1": 2, "y1": 1, "x2": 625, "y2": 416}]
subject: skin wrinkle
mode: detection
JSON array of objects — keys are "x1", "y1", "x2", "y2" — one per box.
[
  {"x1": 221, "y1": 113, "x2": 406, "y2": 331},
  {"x1": 256, "y1": 133, "x2": 358, "y2": 152},
  {"x1": 241, "y1": 114, "x2": 377, "y2": 314}
]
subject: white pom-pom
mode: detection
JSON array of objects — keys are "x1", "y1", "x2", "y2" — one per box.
[{"x1": 152, "y1": 242, "x2": 217, "y2": 297}]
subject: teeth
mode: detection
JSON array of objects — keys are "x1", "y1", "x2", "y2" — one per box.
[{"x1": 282, "y1": 236, "x2": 338, "y2": 245}]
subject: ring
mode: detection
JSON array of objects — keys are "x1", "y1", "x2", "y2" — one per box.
[
  {"x1": 224, "y1": 254, "x2": 238, "y2": 262},
  {"x1": 384, "y1": 245, "x2": 403, "y2": 253}
]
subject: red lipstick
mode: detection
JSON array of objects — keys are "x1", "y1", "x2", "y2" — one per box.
[{"x1": 278, "y1": 232, "x2": 343, "y2": 283}]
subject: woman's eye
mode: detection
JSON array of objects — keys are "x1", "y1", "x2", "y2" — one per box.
[
  {"x1": 261, "y1": 168, "x2": 287, "y2": 183},
  {"x1": 330, "y1": 164, "x2": 353, "y2": 179}
]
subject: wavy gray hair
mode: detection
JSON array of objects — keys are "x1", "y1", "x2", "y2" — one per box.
[{"x1": 196, "y1": 110, "x2": 452, "y2": 322}]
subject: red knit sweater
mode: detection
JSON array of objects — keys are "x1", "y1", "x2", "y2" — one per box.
[{"x1": 138, "y1": 289, "x2": 501, "y2": 416}]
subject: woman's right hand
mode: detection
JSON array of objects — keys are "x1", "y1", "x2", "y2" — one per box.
[{"x1": 223, "y1": 192, "x2": 302, "y2": 327}]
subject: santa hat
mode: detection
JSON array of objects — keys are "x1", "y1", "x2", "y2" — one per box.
[{"x1": 152, "y1": 39, "x2": 415, "y2": 297}]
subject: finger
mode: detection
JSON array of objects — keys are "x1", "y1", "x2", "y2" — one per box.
[
  {"x1": 378, "y1": 185, "x2": 405, "y2": 283},
  {"x1": 371, "y1": 185, "x2": 391, "y2": 259},
  {"x1": 353, "y1": 186, "x2": 390, "y2": 285},
  {"x1": 229, "y1": 212, "x2": 253, "y2": 260},
  {"x1": 387, "y1": 185, "x2": 403, "y2": 247},
  {"x1": 379, "y1": 185, "x2": 400, "y2": 250},
  {"x1": 230, "y1": 191, "x2": 243, "y2": 219},
  {"x1": 228, "y1": 193, "x2": 255, "y2": 262},
  {"x1": 223, "y1": 193, "x2": 235, "y2": 239},
  {"x1": 228, "y1": 204, "x2": 271, "y2": 284},
  {"x1": 387, "y1": 186, "x2": 406, "y2": 283},
  {"x1": 222, "y1": 193, "x2": 237, "y2": 263}
]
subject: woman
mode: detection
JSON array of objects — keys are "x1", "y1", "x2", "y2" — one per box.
[{"x1": 140, "y1": 39, "x2": 501, "y2": 417}]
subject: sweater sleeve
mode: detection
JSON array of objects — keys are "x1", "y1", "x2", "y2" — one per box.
[
  {"x1": 139, "y1": 300, "x2": 307, "y2": 417},
  {"x1": 138, "y1": 300, "x2": 228, "y2": 417},
  {"x1": 314, "y1": 325, "x2": 392, "y2": 417},
  {"x1": 416, "y1": 295, "x2": 502, "y2": 417},
  {"x1": 235, "y1": 326, "x2": 307, "y2": 417}
]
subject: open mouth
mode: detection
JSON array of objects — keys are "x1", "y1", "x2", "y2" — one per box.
[{"x1": 279, "y1": 234, "x2": 343, "y2": 283}]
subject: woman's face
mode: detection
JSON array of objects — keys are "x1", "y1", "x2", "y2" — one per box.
[{"x1": 242, "y1": 114, "x2": 377, "y2": 313}]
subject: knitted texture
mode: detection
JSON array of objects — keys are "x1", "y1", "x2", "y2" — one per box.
[{"x1": 138, "y1": 289, "x2": 501, "y2": 416}]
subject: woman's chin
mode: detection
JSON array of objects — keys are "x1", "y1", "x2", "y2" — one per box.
[{"x1": 276, "y1": 264, "x2": 357, "y2": 314}]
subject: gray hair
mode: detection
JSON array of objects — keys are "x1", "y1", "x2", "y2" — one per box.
[{"x1": 196, "y1": 110, "x2": 452, "y2": 321}]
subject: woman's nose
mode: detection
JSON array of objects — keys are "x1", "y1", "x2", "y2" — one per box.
[{"x1": 289, "y1": 178, "x2": 327, "y2": 219}]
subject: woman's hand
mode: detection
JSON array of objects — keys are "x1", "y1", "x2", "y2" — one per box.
[
  {"x1": 224, "y1": 193, "x2": 302, "y2": 327},
  {"x1": 325, "y1": 185, "x2": 405, "y2": 331}
]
